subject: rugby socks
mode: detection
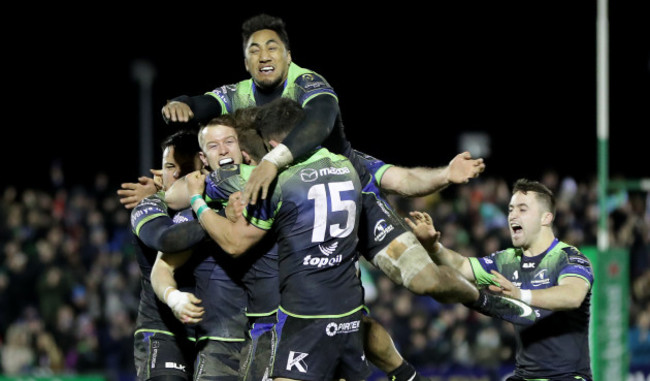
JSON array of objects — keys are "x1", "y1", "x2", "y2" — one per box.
[{"x1": 387, "y1": 360, "x2": 424, "y2": 381}]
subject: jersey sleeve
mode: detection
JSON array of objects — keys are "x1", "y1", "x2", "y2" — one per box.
[
  {"x1": 138, "y1": 218, "x2": 207, "y2": 253},
  {"x1": 131, "y1": 194, "x2": 206, "y2": 252},
  {"x1": 558, "y1": 246, "x2": 594, "y2": 288},
  {"x1": 130, "y1": 193, "x2": 169, "y2": 235},
  {"x1": 352, "y1": 150, "x2": 393, "y2": 187},
  {"x1": 205, "y1": 84, "x2": 237, "y2": 114},
  {"x1": 469, "y1": 254, "x2": 501, "y2": 287},
  {"x1": 292, "y1": 72, "x2": 338, "y2": 107},
  {"x1": 203, "y1": 164, "x2": 246, "y2": 204},
  {"x1": 203, "y1": 164, "x2": 276, "y2": 231}
]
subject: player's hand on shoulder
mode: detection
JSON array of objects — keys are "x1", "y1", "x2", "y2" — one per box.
[{"x1": 242, "y1": 160, "x2": 278, "y2": 205}]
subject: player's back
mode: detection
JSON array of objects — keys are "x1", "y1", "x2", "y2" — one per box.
[{"x1": 269, "y1": 148, "x2": 364, "y2": 317}]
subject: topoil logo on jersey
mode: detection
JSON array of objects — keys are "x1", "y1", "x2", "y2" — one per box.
[
  {"x1": 325, "y1": 320, "x2": 361, "y2": 337},
  {"x1": 303, "y1": 254, "x2": 342, "y2": 268},
  {"x1": 373, "y1": 219, "x2": 394, "y2": 242}
]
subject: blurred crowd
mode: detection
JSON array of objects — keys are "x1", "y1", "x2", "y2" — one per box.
[{"x1": 0, "y1": 164, "x2": 649, "y2": 380}]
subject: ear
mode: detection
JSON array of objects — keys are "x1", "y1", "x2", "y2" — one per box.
[
  {"x1": 242, "y1": 151, "x2": 256, "y2": 165},
  {"x1": 287, "y1": 50, "x2": 292, "y2": 65},
  {"x1": 244, "y1": 57, "x2": 250, "y2": 73},
  {"x1": 193, "y1": 154, "x2": 203, "y2": 171},
  {"x1": 199, "y1": 152, "x2": 209, "y2": 167},
  {"x1": 541, "y1": 211, "x2": 554, "y2": 226}
]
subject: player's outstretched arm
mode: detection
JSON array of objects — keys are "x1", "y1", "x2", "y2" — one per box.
[
  {"x1": 405, "y1": 211, "x2": 474, "y2": 280},
  {"x1": 380, "y1": 152, "x2": 485, "y2": 197}
]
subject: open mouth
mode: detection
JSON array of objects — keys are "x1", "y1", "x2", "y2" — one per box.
[
  {"x1": 260, "y1": 66, "x2": 274, "y2": 74},
  {"x1": 219, "y1": 158, "x2": 234, "y2": 167}
]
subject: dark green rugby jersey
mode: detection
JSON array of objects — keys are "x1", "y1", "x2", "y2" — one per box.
[
  {"x1": 131, "y1": 193, "x2": 197, "y2": 335},
  {"x1": 205, "y1": 62, "x2": 352, "y2": 158},
  {"x1": 205, "y1": 63, "x2": 337, "y2": 111},
  {"x1": 205, "y1": 148, "x2": 365, "y2": 318},
  {"x1": 469, "y1": 239, "x2": 594, "y2": 379}
]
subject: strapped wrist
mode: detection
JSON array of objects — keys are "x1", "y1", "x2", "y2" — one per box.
[
  {"x1": 166, "y1": 289, "x2": 182, "y2": 308},
  {"x1": 196, "y1": 204, "x2": 209, "y2": 219},
  {"x1": 192, "y1": 197, "x2": 207, "y2": 215},
  {"x1": 163, "y1": 286, "x2": 175, "y2": 303},
  {"x1": 190, "y1": 194, "x2": 203, "y2": 206},
  {"x1": 262, "y1": 143, "x2": 293, "y2": 168}
]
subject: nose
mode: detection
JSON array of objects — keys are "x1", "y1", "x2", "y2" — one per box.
[
  {"x1": 217, "y1": 144, "x2": 229, "y2": 156},
  {"x1": 259, "y1": 47, "x2": 271, "y2": 61}
]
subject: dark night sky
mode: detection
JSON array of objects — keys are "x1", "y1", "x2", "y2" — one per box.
[{"x1": 6, "y1": 3, "x2": 649, "y2": 191}]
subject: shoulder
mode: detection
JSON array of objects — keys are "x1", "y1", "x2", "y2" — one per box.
[
  {"x1": 131, "y1": 193, "x2": 167, "y2": 216},
  {"x1": 206, "y1": 80, "x2": 252, "y2": 106},
  {"x1": 130, "y1": 193, "x2": 168, "y2": 230},
  {"x1": 555, "y1": 242, "x2": 592, "y2": 267},
  {"x1": 204, "y1": 164, "x2": 247, "y2": 201},
  {"x1": 492, "y1": 248, "x2": 520, "y2": 261},
  {"x1": 288, "y1": 63, "x2": 334, "y2": 92},
  {"x1": 208, "y1": 164, "x2": 243, "y2": 184}
]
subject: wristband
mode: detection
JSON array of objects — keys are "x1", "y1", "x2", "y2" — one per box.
[
  {"x1": 163, "y1": 286, "x2": 175, "y2": 303},
  {"x1": 196, "y1": 204, "x2": 209, "y2": 219},
  {"x1": 192, "y1": 198, "x2": 207, "y2": 213},
  {"x1": 166, "y1": 289, "x2": 182, "y2": 308},
  {"x1": 190, "y1": 194, "x2": 203, "y2": 206},
  {"x1": 262, "y1": 143, "x2": 293, "y2": 168},
  {"x1": 520, "y1": 289, "x2": 532, "y2": 305}
]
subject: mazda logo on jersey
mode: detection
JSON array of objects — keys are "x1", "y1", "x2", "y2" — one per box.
[{"x1": 300, "y1": 168, "x2": 318, "y2": 182}]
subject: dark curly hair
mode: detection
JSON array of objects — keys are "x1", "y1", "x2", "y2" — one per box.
[
  {"x1": 254, "y1": 98, "x2": 304, "y2": 143},
  {"x1": 241, "y1": 13, "x2": 290, "y2": 53},
  {"x1": 160, "y1": 130, "x2": 200, "y2": 177}
]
